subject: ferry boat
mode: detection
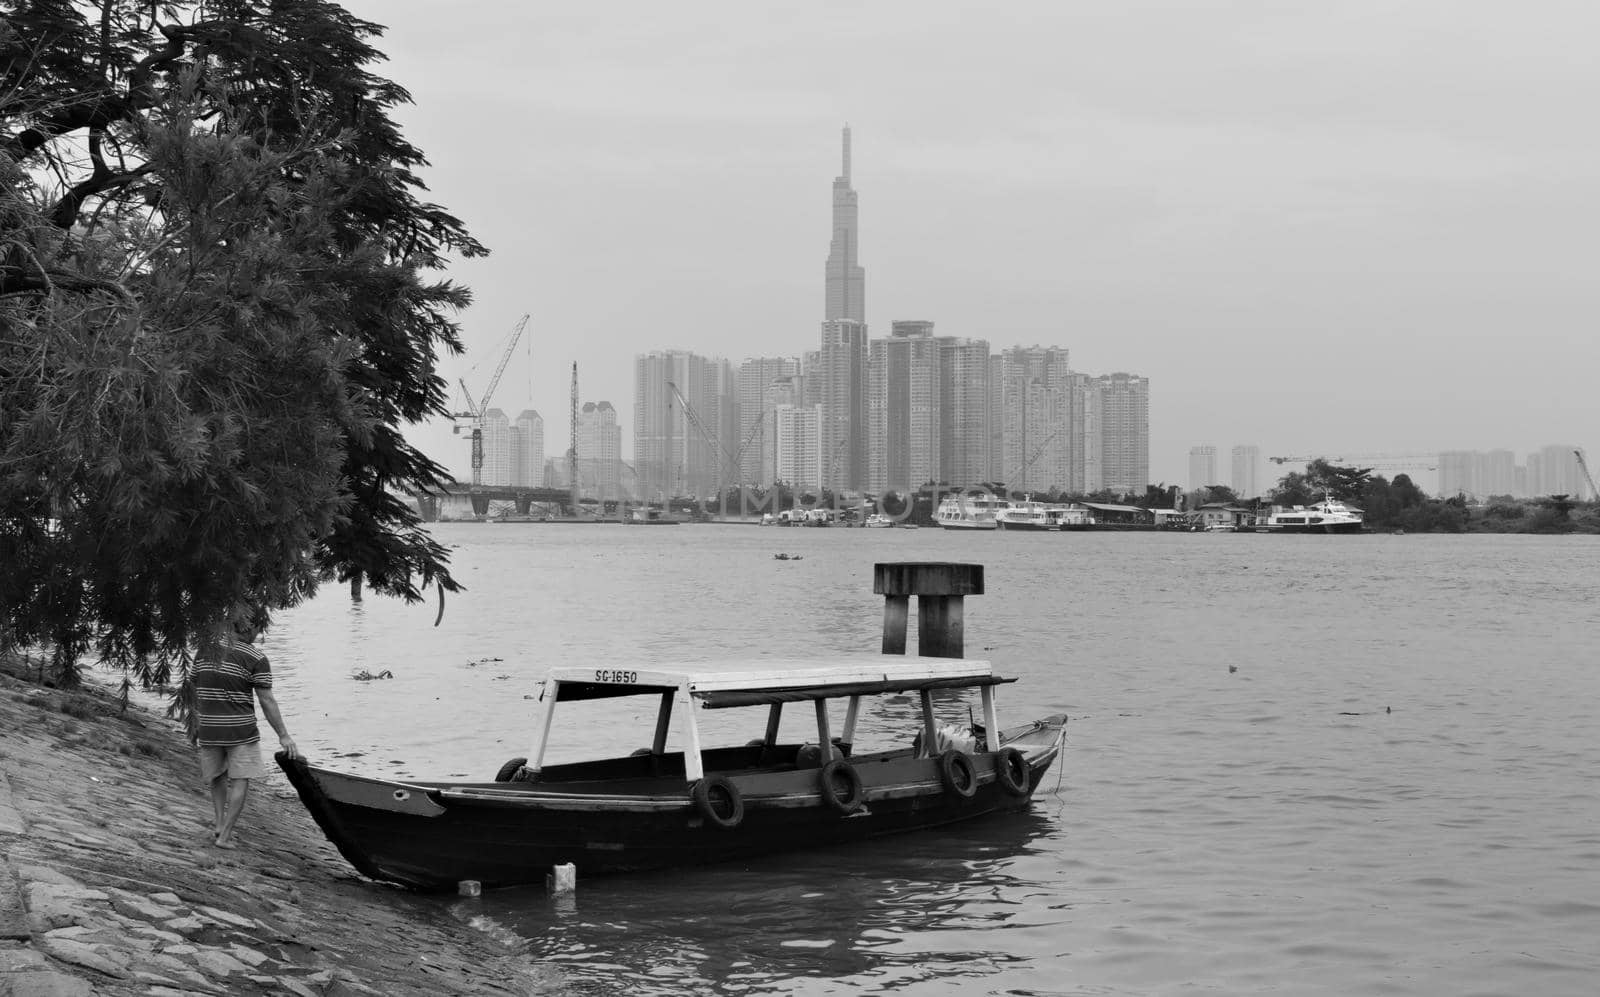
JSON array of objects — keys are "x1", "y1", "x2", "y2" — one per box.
[
  {"x1": 995, "y1": 499, "x2": 1054, "y2": 531},
  {"x1": 1259, "y1": 498, "x2": 1365, "y2": 534},
  {"x1": 864, "y1": 513, "x2": 895, "y2": 528},
  {"x1": 935, "y1": 493, "x2": 1010, "y2": 530}
]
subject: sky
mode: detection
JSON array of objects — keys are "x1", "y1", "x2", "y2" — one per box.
[{"x1": 342, "y1": 0, "x2": 1600, "y2": 490}]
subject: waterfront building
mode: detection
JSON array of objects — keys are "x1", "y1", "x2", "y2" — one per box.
[
  {"x1": 480, "y1": 408, "x2": 512, "y2": 486},
  {"x1": 818, "y1": 319, "x2": 869, "y2": 492},
  {"x1": 868, "y1": 321, "x2": 942, "y2": 495},
  {"x1": 773, "y1": 404, "x2": 823, "y2": 492},
  {"x1": 575, "y1": 401, "x2": 621, "y2": 501},
  {"x1": 1532, "y1": 444, "x2": 1587, "y2": 499},
  {"x1": 633, "y1": 349, "x2": 729, "y2": 500},
  {"x1": 1095, "y1": 373, "x2": 1150, "y2": 496},
  {"x1": 1437, "y1": 450, "x2": 1476, "y2": 499},
  {"x1": 939, "y1": 337, "x2": 993, "y2": 489},
  {"x1": 1230, "y1": 444, "x2": 1261, "y2": 499},
  {"x1": 512, "y1": 410, "x2": 545, "y2": 488},
  {"x1": 737, "y1": 357, "x2": 801, "y2": 488},
  {"x1": 1189, "y1": 445, "x2": 1218, "y2": 492},
  {"x1": 998, "y1": 346, "x2": 1073, "y2": 495}
]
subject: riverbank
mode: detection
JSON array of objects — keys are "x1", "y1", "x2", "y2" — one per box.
[{"x1": 0, "y1": 652, "x2": 563, "y2": 996}]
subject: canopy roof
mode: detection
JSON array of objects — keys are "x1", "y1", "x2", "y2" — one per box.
[{"x1": 545, "y1": 656, "x2": 1013, "y2": 707}]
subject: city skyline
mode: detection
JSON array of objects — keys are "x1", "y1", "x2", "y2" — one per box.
[{"x1": 346, "y1": 2, "x2": 1600, "y2": 489}]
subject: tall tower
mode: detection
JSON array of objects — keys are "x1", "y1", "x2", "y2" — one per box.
[
  {"x1": 819, "y1": 126, "x2": 869, "y2": 492},
  {"x1": 824, "y1": 126, "x2": 866, "y2": 323}
]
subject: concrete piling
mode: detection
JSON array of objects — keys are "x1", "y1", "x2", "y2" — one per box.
[
  {"x1": 873, "y1": 562, "x2": 984, "y2": 658},
  {"x1": 547, "y1": 863, "x2": 577, "y2": 895}
]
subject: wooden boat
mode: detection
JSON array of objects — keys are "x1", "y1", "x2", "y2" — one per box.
[{"x1": 277, "y1": 656, "x2": 1066, "y2": 891}]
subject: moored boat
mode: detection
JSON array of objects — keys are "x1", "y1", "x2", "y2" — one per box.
[
  {"x1": 935, "y1": 493, "x2": 1009, "y2": 530},
  {"x1": 278, "y1": 657, "x2": 1066, "y2": 891},
  {"x1": 995, "y1": 499, "x2": 1055, "y2": 531},
  {"x1": 1258, "y1": 498, "x2": 1365, "y2": 534}
]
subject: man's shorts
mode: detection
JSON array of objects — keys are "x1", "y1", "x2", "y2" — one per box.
[{"x1": 198, "y1": 739, "x2": 267, "y2": 783}]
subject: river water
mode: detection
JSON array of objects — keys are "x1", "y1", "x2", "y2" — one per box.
[{"x1": 261, "y1": 524, "x2": 1600, "y2": 995}]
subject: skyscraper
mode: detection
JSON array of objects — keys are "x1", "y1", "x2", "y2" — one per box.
[
  {"x1": 736, "y1": 357, "x2": 800, "y2": 487},
  {"x1": 512, "y1": 410, "x2": 545, "y2": 488},
  {"x1": 869, "y1": 321, "x2": 942, "y2": 494},
  {"x1": 481, "y1": 408, "x2": 512, "y2": 486},
  {"x1": 1189, "y1": 445, "x2": 1218, "y2": 491},
  {"x1": 1095, "y1": 373, "x2": 1150, "y2": 495},
  {"x1": 824, "y1": 126, "x2": 865, "y2": 324},
  {"x1": 633, "y1": 349, "x2": 728, "y2": 500},
  {"x1": 998, "y1": 346, "x2": 1072, "y2": 494},
  {"x1": 817, "y1": 127, "x2": 870, "y2": 492},
  {"x1": 1231, "y1": 444, "x2": 1261, "y2": 499},
  {"x1": 575, "y1": 401, "x2": 621, "y2": 500}
]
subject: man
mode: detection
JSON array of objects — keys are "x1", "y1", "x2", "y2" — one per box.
[{"x1": 192, "y1": 611, "x2": 299, "y2": 849}]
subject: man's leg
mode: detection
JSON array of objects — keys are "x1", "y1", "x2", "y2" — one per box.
[
  {"x1": 209, "y1": 775, "x2": 228, "y2": 839},
  {"x1": 214, "y1": 778, "x2": 250, "y2": 848}
]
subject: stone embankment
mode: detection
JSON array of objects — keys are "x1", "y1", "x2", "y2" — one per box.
[{"x1": 0, "y1": 655, "x2": 563, "y2": 996}]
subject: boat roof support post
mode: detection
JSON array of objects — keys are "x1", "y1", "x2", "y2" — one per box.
[
  {"x1": 677, "y1": 685, "x2": 705, "y2": 782},
  {"x1": 763, "y1": 702, "x2": 783, "y2": 746},
  {"x1": 814, "y1": 699, "x2": 835, "y2": 763},
  {"x1": 652, "y1": 691, "x2": 674, "y2": 755},
  {"x1": 841, "y1": 695, "x2": 862, "y2": 745},
  {"x1": 918, "y1": 688, "x2": 939, "y2": 759},
  {"x1": 980, "y1": 685, "x2": 1001, "y2": 751},
  {"x1": 527, "y1": 680, "x2": 562, "y2": 775}
]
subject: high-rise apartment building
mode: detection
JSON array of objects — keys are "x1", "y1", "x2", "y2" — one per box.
[
  {"x1": 998, "y1": 346, "x2": 1072, "y2": 494},
  {"x1": 1188, "y1": 445, "x2": 1218, "y2": 492},
  {"x1": 868, "y1": 321, "x2": 942, "y2": 494},
  {"x1": 480, "y1": 408, "x2": 512, "y2": 486},
  {"x1": 1095, "y1": 373, "x2": 1150, "y2": 495},
  {"x1": 633, "y1": 349, "x2": 731, "y2": 501},
  {"x1": 1437, "y1": 450, "x2": 1476, "y2": 498},
  {"x1": 1533, "y1": 444, "x2": 1587, "y2": 499},
  {"x1": 1230, "y1": 444, "x2": 1261, "y2": 499},
  {"x1": 737, "y1": 357, "x2": 801, "y2": 487},
  {"x1": 512, "y1": 410, "x2": 545, "y2": 488},
  {"x1": 574, "y1": 401, "x2": 621, "y2": 500},
  {"x1": 773, "y1": 404, "x2": 823, "y2": 490},
  {"x1": 939, "y1": 337, "x2": 992, "y2": 488}
]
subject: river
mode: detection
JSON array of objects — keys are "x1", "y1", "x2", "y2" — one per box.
[{"x1": 261, "y1": 523, "x2": 1600, "y2": 995}]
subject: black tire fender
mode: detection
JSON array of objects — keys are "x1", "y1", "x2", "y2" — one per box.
[
  {"x1": 692, "y1": 775, "x2": 744, "y2": 829},
  {"x1": 494, "y1": 757, "x2": 528, "y2": 782},
  {"x1": 995, "y1": 747, "x2": 1031, "y2": 797},
  {"x1": 939, "y1": 749, "x2": 978, "y2": 798},
  {"x1": 818, "y1": 759, "x2": 864, "y2": 814}
]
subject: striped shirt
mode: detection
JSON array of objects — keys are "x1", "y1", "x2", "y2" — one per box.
[{"x1": 193, "y1": 637, "x2": 273, "y2": 747}]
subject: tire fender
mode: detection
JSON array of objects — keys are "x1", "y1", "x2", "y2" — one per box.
[
  {"x1": 994, "y1": 747, "x2": 1031, "y2": 797},
  {"x1": 692, "y1": 775, "x2": 744, "y2": 829},
  {"x1": 939, "y1": 749, "x2": 977, "y2": 798},
  {"x1": 818, "y1": 759, "x2": 865, "y2": 814},
  {"x1": 494, "y1": 757, "x2": 528, "y2": 782}
]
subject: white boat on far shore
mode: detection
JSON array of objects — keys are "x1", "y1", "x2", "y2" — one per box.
[{"x1": 935, "y1": 493, "x2": 1009, "y2": 530}]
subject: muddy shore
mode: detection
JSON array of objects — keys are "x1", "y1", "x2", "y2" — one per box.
[{"x1": 0, "y1": 653, "x2": 564, "y2": 996}]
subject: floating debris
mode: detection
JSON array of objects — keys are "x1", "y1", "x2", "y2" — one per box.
[{"x1": 352, "y1": 669, "x2": 394, "y2": 681}]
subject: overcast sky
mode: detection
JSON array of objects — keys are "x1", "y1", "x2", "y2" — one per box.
[{"x1": 344, "y1": 0, "x2": 1599, "y2": 489}]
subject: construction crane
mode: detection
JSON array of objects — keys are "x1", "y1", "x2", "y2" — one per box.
[
  {"x1": 569, "y1": 363, "x2": 580, "y2": 514},
  {"x1": 728, "y1": 412, "x2": 767, "y2": 482},
  {"x1": 1269, "y1": 452, "x2": 1438, "y2": 471},
  {"x1": 666, "y1": 381, "x2": 738, "y2": 493},
  {"x1": 1575, "y1": 449, "x2": 1598, "y2": 501},
  {"x1": 1003, "y1": 430, "x2": 1061, "y2": 494},
  {"x1": 451, "y1": 314, "x2": 530, "y2": 485}
]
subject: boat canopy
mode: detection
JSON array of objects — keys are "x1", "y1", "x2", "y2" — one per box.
[{"x1": 543, "y1": 657, "x2": 1012, "y2": 707}]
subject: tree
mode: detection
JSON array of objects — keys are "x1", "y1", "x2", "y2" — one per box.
[{"x1": 1, "y1": 2, "x2": 483, "y2": 684}]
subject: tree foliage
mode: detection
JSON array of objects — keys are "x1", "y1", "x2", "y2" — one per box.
[{"x1": 1, "y1": 1, "x2": 482, "y2": 684}]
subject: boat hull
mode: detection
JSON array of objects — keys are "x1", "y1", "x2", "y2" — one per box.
[{"x1": 277, "y1": 719, "x2": 1065, "y2": 891}]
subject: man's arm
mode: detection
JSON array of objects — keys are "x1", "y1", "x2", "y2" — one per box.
[{"x1": 256, "y1": 688, "x2": 299, "y2": 759}]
